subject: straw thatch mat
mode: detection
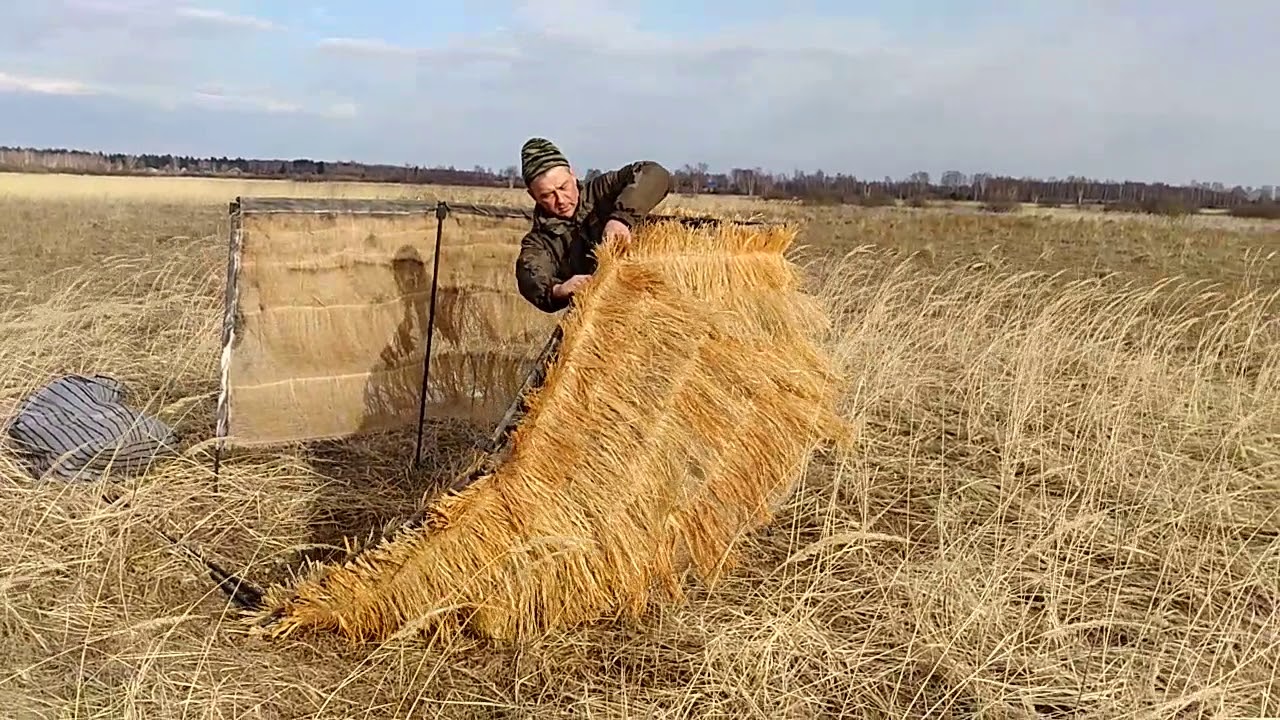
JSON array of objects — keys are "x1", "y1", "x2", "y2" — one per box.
[
  {"x1": 251, "y1": 219, "x2": 854, "y2": 643},
  {"x1": 224, "y1": 210, "x2": 556, "y2": 446}
]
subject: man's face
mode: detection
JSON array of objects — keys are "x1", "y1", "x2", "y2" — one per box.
[{"x1": 527, "y1": 165, "x2": 579, "y2": 219}]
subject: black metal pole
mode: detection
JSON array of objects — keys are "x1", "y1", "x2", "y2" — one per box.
[
  {"x1": 413, "y1": 201, "x2": 448, "y2": 468},
  {"x1": 100, "y1": 490, "x2": 265, "y2": 611}
]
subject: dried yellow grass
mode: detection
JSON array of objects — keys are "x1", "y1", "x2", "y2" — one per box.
[
  {"x1": 0, "y1": 171, "x2": 774, "y2": 218},
  {"x1": 1, "y1": 187, "x2": 1277, "y2": 717},
  {"x1": 254, "y1": 219, "x2": 853, "y2": 642}
]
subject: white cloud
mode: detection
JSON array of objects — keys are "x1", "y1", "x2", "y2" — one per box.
[
  {"x1": 316, "y1": 37, "x2": 416, "y2": 57},
  {"x1": 33, "y1": 1, "x2": 279, "y2": 33},
  {"x1": 173, "y1": 7, "x2": 278, "y2": 32},
  {"x1": 0, "y1": 71, "x2": 97, "y2": 96},
  {"x1": 190, "y1": 89, "x2": 301, "y2": 114},
  {"x1": 0, "y1": 2, "x2": 348, "y2": 125},
  {"x1": 399, "y1": 1, "x2": 1274, "y2": 185},
  {"x1": 0, "y1": 71, "x2": 344, "y2": 120},
  {"x1": 324, "y1": 102, "x2": 359, "y2": 119},
  {"x1": 316, "y1": 36, "x2": 520, "y2": 64},
  {"x1": 0, "y1": 1, "x2": 1276, "y2": 186}
]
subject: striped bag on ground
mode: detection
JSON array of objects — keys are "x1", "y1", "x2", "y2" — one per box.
[{"x1": 3, "y1": 374, "x2": 180, "y2": 481}]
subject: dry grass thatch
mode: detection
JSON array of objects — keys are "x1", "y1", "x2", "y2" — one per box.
[{"x1": 253, "y1": 219, "x2": 854, "y2": 643}]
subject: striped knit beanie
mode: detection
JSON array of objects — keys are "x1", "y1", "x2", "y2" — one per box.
[{"x1": 521, "y1": 137, "x2": 570, "y2": 186}]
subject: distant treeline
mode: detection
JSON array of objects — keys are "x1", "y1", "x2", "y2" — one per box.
[
  {"x1": 2, "y1": 146, "x2": 1277, "y2": 216},
  {"x1": 0, "y1": 146, "x2": 504, "y2": 189}
]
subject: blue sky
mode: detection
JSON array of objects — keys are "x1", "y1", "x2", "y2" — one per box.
[{"x1": 0, "y1": 0, "x2": 1276, "y2": 186}]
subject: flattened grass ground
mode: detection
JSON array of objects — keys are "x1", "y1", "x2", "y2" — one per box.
[{"x1": 1, "y1": 174, "x2": 1278, "y2": 718}]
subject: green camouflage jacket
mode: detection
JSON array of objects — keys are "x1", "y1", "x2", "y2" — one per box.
[{"x1": 515, "y1": 161, "x2": 673, "y2": 313}]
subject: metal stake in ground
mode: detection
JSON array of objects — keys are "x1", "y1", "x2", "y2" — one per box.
[
  {"x1": 99, "y1": 488, "x2": 266, "y2": 611},
  {"x1": 413, "y1": 201, "x2": 449, "y2": 469}
]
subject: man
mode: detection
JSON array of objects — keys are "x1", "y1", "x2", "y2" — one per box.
[{"x1": 514, "y1": 137, "x2": 673, "y2": 313}]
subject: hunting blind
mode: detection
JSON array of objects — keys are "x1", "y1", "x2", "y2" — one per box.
[{"x1": 212, "y1": 195, "x2": 766, "y2": 473}]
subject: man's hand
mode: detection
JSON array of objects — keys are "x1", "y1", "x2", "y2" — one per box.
[
  {"x1": 551, "y1": 274, "x2": 592, "y2": 302},
  {"x1": 602, "y1": 218, "x2": 632, "y2": 248}
]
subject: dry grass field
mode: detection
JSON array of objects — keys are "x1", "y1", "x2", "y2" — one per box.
[{"x1": 0, "y1": 172, "x2": 1278, "y2": 719}]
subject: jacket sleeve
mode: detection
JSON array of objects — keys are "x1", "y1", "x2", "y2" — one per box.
[
  {"x1": 589, "y1": 161, "x2": 673, "y2": 228},
  {"x1": 515, "y1": 231, "x2": 571, "y2": 314}
]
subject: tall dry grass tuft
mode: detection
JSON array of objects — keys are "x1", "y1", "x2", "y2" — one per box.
[
  {"x1": 795, "y1": 247, "x2": 1280, "y2": 715},
  {"x1": 0, "y1": 192, "x2": 1276, "y2": 717},
  {"x1": 254, "y1": 220, "x2": 853, "y2": 644}
]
